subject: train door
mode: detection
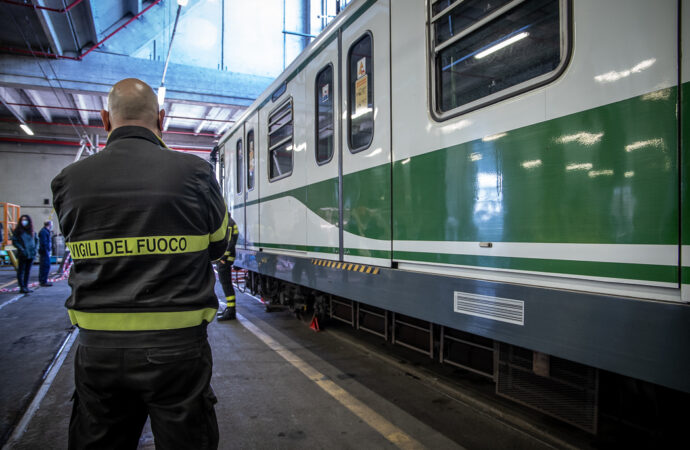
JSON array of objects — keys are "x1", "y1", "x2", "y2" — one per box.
[
  {"x1": 305, "y1": 36, "x2": 340, "y2": 260},
  {"x1": 257, "y1": 77, "x2": 308, "y2": 254},
  {"x1": 244, "y1": 113, "x2": 259, "y2": 250},
  {"x1": 682, "y1": 0, "x2": 690, "y2": 301},
  {"x1": 228, "y1": 125, "x2": 245, "y2": 249},
  {"x1": 340, "y1": 0, "x2": 392, "y2": 267}
]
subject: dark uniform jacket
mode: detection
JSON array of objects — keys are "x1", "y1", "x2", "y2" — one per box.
[
  {"x1": 39, "y1": 226, "x2": 52, "y2": 256},
  {"x1": 222, "y1": 215, "x2": 239, "y2": 264},
  {"x1": 51, "y1": 126, "x2": 228, "y2": 332}
]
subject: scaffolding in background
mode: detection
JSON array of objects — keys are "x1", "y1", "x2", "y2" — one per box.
[{"x1": 1, "y1": 202, "x2": 20, "y2": 248}]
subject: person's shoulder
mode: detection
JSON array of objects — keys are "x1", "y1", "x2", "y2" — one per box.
[
  {"x1": 56, "y1": 150, "x2": 104, "y2": 178},
  {"x1": 162, "y1": 149, "x2": 213, "y2": 175}
]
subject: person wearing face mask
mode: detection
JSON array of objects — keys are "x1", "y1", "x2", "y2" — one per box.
[
  {"x1": 38, "y1": 220, "x2": 54, "y2": 287},
  {"x1": 11, "y1": 214, "x2": 38, "y2": 294}
]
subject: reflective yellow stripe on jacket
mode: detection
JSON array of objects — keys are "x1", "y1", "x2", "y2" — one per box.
[
  {"x1": 68, "y1": 308, "x2": 218, "y2": 331},
  {"x1": 211, "y1": 212, "x2": 229, "y2": 242}
]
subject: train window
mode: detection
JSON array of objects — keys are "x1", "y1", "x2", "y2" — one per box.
[
  {"x1": 247, "y1": 129, "x2": 255, "y2": 191},
  {"x1": 268, "y1": 98, "x2": 293, "y2": 181},
  {"x1": 430, "y1": 0, "x2": 569, "y2": 119},
  {"x1": 315, "y1": 64, "x2": 334, "y2": 165},
  {"x1": 348, "y1": 33, "x2": 373, "y2": 153},
  {"x1": 236, "y1": 139, "x2": 243, "y2": 194}
]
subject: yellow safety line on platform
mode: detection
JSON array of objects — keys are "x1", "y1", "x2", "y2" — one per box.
[
  {"x1": 236, "y1": 313, "x2": 426, "y2": 450},
  {"x1": 0, "y1": 280, "x2": 16, "y2": 289}
]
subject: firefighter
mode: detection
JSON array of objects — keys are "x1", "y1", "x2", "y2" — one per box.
[
  {"x1": 51, "y1": 78, "x2": 227, "y2": 450},
  {"x1": 217, "y1": 213, "x2": 239, "y2": 321}
]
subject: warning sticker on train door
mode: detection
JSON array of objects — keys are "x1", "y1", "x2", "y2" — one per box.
[
  {"x1": 357, "y1": 58, "x2": 366, "y2": 79},
  {"x1": 355, "y1": 75, "x2": 368, "y2": 114},
  {"x1": 321, "y1": 84, "x2": 329, "y2": 102}
]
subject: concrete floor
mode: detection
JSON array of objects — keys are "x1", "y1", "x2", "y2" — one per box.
[
  {"x1": 0, "y1": 267, "x2": 593, "y2": 449},
  {"x1": 0, "y1": 264, "x2": 71, "y2": 447}
]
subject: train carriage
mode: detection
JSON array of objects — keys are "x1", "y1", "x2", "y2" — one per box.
[{"x1": 218, "y1": 0, "x2": 690, "y2": 432}]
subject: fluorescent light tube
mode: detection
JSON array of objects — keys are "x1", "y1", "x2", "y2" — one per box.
[
  {"x1": 20, "y1": 124, "x2": 34, "y2": 136},
  {"x1": 475, "y1": 32, "x2": 529, "y2": 59}
]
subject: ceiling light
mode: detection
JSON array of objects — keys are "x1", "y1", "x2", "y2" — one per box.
[
  {"x1": 177, "y1": 0, "x2": 189, "y2": 6},
  {"x1": 20, "y1": 124, "x2": 34, "y2": 136}
]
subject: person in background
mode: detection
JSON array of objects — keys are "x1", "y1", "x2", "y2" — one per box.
[
  {"x1": 216, "y1": 213, "x2": 239, "y2": 321},
  {"x1": 39, "y1": 220, "x2": 53, "y2": 287},
  {"x1": 11, "y1": 214, "x2": 38, "y2": 294}
]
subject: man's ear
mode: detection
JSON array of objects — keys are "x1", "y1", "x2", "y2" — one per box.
[
  {"x1": 100, "y1": 110, "x2": 111, "y2": 132},
  {"x1": 158, "y1": 109, "x2": 166, "y2": 132}
]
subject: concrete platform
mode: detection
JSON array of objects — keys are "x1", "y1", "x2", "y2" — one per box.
[
  {"x1": 0, "y1": 264, "x2": 71, "y2": 446},
  {"x1": 0, "y1": 271, "x2": 589, "y2": 449}
]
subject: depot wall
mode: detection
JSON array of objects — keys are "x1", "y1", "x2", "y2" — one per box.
[{"x1": 0, "y1": 143, "x2": 75, "y2": 235}]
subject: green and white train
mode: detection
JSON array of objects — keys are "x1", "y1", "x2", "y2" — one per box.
[{"x1": 218, "y1": 0, "x2": 690, "y2": 431}]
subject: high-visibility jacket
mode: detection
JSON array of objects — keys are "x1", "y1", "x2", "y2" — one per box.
[
  {"x1": 51, "y1": 126, "x2": 228, "y2": 332},
  {"x1": 222, "y1": 215, "x2": 239, "y2": 264}
]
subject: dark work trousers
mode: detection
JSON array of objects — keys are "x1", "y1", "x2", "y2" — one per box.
[
  {"x1": 217, "y1": 262, "x2": 235, "y2": 308},
  {"x1": 16, "y1": 256, "x2": 32, "y2": 289},
  {"x1": 38, "y1": 252, "x2": 51, "y2": 284},
  {"x1": 69, "y1": 329, "x2": 219, "y2": 450}
]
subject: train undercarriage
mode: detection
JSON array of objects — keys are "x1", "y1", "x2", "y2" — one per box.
[{"x1": 233, "y1": 266, "x2": 689, "y2": 443}]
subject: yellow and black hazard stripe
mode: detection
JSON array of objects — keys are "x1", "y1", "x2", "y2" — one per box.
[{"x1": 311, "y1": 259, "x2": 379, "y2": 274}]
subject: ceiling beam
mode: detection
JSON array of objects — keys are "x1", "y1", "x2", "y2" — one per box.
[
  {"x1": 23, "y1": 89, "x2": 53, "y2": 122},
  {"x1": 34, "y1": 0, "x2": 64, "y2": 55},
  {"x1": 194, "y1": 106, "x2": 213, "y2": 134},
  {"x1": 71, "y1": 93, "x2": 91, "y2": 125},
  {"x1": 212, "y1": 108, "x2": 233, "y2": 133},
  {"x1": 0, "y1": 52, "x2": 268, "y2": 107},
  {"x1": 0, "y1": 86, "x2": 27, "y2": 121}
]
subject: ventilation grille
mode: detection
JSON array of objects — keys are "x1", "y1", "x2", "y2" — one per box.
[
  {"x1": 453, "y1": 291, "x2": 524, "y2": 325},
  {"x1": 497, "y1": 344, "x2": 599, "y2": 434}
]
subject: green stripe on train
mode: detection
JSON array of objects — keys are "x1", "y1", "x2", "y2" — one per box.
[
  {"x1": 394, "y1": 251, "x2": 678, "y2": 284},
  {"x1": 682, "y1": 267, "x2": 690, "y2": 285},
  {"x1": 237, "y1": 87, "x2": 679, "y2": 246},
  {"x1": 682, "y1": 83, "x2": 690, "y2": 246},
  {"x1": 394, "y1": 86, "x2": 679, "y2": 245}
]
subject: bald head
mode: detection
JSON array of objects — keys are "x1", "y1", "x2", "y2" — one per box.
[{"x1": 101, "y1": 78, "x2": 165, "y2": 137}]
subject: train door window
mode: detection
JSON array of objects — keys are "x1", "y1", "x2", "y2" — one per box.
[
  {"x1": 348, "y1": 33, "x2": 373, "y2": 153},
  {"x1": 315, "y1": 64, "x2": 334, "y2": 164},
  {"x1": 247, "y1": 129, "x2": 255, "y2": 191},
  {"x1": 236, "y1": 139, "x2": 243, "y2": 194},
  {"x1": 268, "y1": 98, "x2": 293, "y2": 181},
  {"x1": 429, "y1": 0, "x2": 570, "y2": 119}
]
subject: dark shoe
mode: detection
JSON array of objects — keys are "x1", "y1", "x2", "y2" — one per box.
[
  {"x1": 26, "y1": 288, "x2": 34, "y2": 293},
  {"x1": 217, "y1": 308, "x2": 236, "y2": 321},
  {"x1": 40, "y1": 283, "x2": 53, "y2": 287},
  {"x1": 19, "y1": 288, "x2": 29, "y2": 294}
]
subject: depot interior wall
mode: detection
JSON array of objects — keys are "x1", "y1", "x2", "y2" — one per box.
[{"x1": 0, "y1": 143, "x2": 75, "y2": 235}]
